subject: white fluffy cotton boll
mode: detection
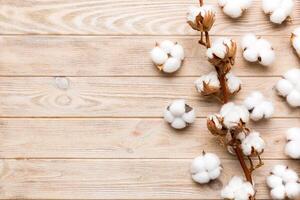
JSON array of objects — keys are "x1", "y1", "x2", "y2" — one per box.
[
  {"x1": 218, "y1": 0, "x2": 252, "y2": 18},
  {"x1": 191, "y1": 152, "x2": 222, "y2": 184},
  {"x1": 285, "y1": 127, "x2": 300, "y2": 159},
  {"x1": 226, "y1": 72, "x2": 241, "y2": 94},
  {"x1": 275, "y1": 68, "x2": 300, "y2": 107},
  {"x1": 221, "y1": 176, "x2": 255, "y2": 200},
  {"x1": 150, "y1": 40, "x2": 184, "y2": 73},
  {"x1": 262, "y1": 0, "x2": 294, "y2": 24},
  {"x1": 267, "y1": 165, "x2": 300, "y2": 200},
  {"x1": 206, "y1": 37, "x2": 232, "y2": 59},
  {"x1": 243, "y1": 91, "x2": 274, "y2": 121},
  {"x1": 220, "y1": 102, "x2": 249, "y2": 129},
  {"x1": 164, "y1": 99, "x2": 195, "y2": 129},
  {"x1": 241, "y1": 131, "x2": 265, "y2": 156},
  {"x1": 241, "y1": 34, "x2": 275, "y2": 66},
  {"x1": 194, "y1": 71, "x2": 220, "y2": 93}
]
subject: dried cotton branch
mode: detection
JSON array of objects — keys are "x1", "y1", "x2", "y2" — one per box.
[{"x1": 207, "y1": 102, "x2": 265, "y2": 191}]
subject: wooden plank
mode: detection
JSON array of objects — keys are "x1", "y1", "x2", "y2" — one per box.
[
  {"x1": 0, "y1": 36, "x2": 298, "y2": 76},
  {"x1": 0, "y1": 159, "x2": 298, "y2": 199},
  {"x1": 0, "y1": 118, "x2": 298, "y2": 159},
  {"x1": 0, "y1": 0, "x2": 300, "y2": 35},
  {"x1": 0, "y1": 77, "x2": 298, "y2": 117}
]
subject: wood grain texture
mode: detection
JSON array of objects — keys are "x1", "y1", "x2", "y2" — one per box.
[
  {"x1": 0, "y1": 35, "x2": 299, "y2": 76},
  {"x1": 0, "y1": 77, "x2": 298, "y2": 117},
  {"x1": 0, "y1": 118, "x2": 298, "y2": 159},
  {"x1": 0, "y1": 159, "x2": 299, "y2": 199},
  {"x1": 0, "y1": 0, "x2": 300, "y2": 35}
]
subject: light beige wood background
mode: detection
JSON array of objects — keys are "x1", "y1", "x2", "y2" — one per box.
[{"x1": 0, "y1": 0, "x2": 299, "y2": 199}]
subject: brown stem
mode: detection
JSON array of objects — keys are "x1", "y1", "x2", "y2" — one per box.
[
  {"x1": 199, "y1": 0, "x2": 203, "y2": 6},
  {"x1": 214, "y1": 66, "x2": 228, "y2": 103},
  {"x1": 233, "y1": 145, "x2": 253, "y2": 184},
  {"x1": 205, "y1": 31, "x2": 211, "y2": 48}
]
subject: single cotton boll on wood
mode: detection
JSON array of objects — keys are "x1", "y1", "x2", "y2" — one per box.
[
  {"x1": 285, "y1": 127, "x2": 300, "y2": 159},
  {"x1": 190, "y1": 152, "x2": 222, "y2": 184},
  {"x1": 243, "y1": 91, "x2": 274, "y2": 121},
  {"x1": 221, "y1": 176, "x2": 255, "y2": 200},
  {"x1": 276, "y1": 68, "x2": 300, "y2": 107},
  {"x1": 241, "y1": 34, "x2": 275, "y2": 66},
  {"x1": 262, "y1": 0, "x2": 294, "y2": 24},
  {"x1": 267, "y1": 164, "x2": 300, "y2": 200},
  {"x1": 150, "y1": 40, "x2": 184, "y2": 73},
  {"x1": 164, "y1": 99, "x2": 195, "y2": 129},
  {"x1": 218, "y1": 0, "x2": 252, "y2": 18}
]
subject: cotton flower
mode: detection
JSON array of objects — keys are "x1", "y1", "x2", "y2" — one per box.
[
  {"x1": 194, "y1": 71, "x2": 220, "y2": 95},
  {"x1": 243, "y1": 91, "x2": 274, "y2": 121},
  {"x1": 206, "y1": 37, "x2": 237, "y2": 71},
  {"x1": 194, "y1": 71, "x2": 241, "y2": 96},
  {"x1": 220, "y1": 102, "x2": 249, "y2": 129},
  {"x1": 221, "y1": 176, "x2": 255, "y2": 200},
  {"x1": 164, "y1": 99, "x2": 195, "y2": 129},
  {"x1": 207, "y1": 113, "x2": 228, "y2": 136},
  {"x1": 150, "y1": 40, "x2": 184, "y2": 73},
  {"x1": 275, "y1": 68, "x2": 300, "y2": 107},
  {"x1": 190, "y1": 152, "x2": 222, "y2": 184},
  {"x1": 241, "y1": 131, "x2": 265, "y2": 156},
  {"x1": 262, "y1": 0, "x2": 294, "y2": 24},
  {"x1": 267, "y1": 165, "x2": 300, "y2": 199},
  {"x1": 226, "y1": 72, "x2": 242, "y2": 94},
  {"x1": 218, "y1": 0, "x2": 252, "y2": 18},
  {"x1": 291, "y1": 27, "x2": 300, "y2": 57},
  {"x1": 187, "y1": 5, "x2": 215, "y2": 32},
  {"x1": 285, "y1": 127, "x2": 300, "y2": 159},
  {"x1": 241, "y1": 34, "x2": 275, "y2": 66}
]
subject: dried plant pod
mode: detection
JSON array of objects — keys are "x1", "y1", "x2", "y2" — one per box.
[
  {"x1": 207, "y1": 114, "x2": 228, "y2": 136},
  {"x1": 187, "y1": 6, "x2": 215, "y2": 32}
]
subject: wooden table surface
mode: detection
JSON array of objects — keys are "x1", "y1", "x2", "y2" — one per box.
[{"x1": 0, "y1": 0, "x2": 299, "y2": 199}]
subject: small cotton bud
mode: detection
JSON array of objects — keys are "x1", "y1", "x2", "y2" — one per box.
[
  {"x1": 275, "y1": 68, "x2": 300, "y2": 107},
  {"x1": 285, "y1": 127, "x2": 300, "y2": 159},
  {"x1": 150, "y1": 40, "x2": 184, "y2": 73},
  {"x1": 241, "y1": 34, "x2": 275, "y2": 66},
  {"x1": 262, "y1": 0, "x2": 294, "y2": 24},
  {"x1": 164, "y1": 100, "x2": 195, "y2": 129},
  {"x1": 218, "y1": 0, "x2": 252, "y2": 18},
  {"x1": 191, "y1": 152, "x2": 222, "y2": 184}
]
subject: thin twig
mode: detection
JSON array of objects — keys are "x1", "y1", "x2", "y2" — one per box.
[
  {"x1": 205, "y1": 31, "x2": 211, "y2": 48},
  {"x1": 233, "y1": 144, "x2": 253, "y2": 184}
]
